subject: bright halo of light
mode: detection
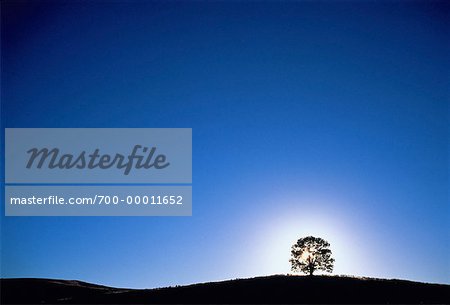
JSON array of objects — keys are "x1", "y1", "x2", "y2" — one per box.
[
  {"x1": 242, "y1": 194, "x2": 374, "y2": 278},
  {"x1": 300, "y1": 249, "x2": 312, "y2": 261}
]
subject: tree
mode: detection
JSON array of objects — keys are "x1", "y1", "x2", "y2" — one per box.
[{"x1": 289, "y1": 236, "x2": 335, "y2": 276}]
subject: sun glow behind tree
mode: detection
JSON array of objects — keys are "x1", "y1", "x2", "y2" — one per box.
[{"x1": 238, "y1": 193, "x2": 378, "y2": 279}]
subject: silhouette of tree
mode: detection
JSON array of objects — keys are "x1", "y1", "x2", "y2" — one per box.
[{"x1": 290, "y1": 236, "x2": 335, "y2": 276}]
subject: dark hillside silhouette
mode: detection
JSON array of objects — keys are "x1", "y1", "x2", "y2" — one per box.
[{"x1": 1, "y1": 275, "x2": 449, "y2": 304}]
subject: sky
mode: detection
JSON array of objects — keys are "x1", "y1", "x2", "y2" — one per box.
[{"x1": 1, "y1": 1, "x2": 449, "y2": 288}]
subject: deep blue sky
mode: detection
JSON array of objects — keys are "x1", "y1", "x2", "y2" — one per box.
[{"x1": 1, "y1": 1, "x2": 449, "y2": 288}]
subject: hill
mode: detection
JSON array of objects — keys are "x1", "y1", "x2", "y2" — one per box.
[{"x1": 1, "y1": 275, "x2": 449, "y2": 304}]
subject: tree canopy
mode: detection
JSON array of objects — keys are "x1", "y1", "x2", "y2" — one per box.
[{"x1": 290, "y1": 236, "x2": 335, "y2": 275}]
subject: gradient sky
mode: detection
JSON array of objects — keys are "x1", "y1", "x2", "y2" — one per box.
[{"x1": 1, "y1": 1, "x2": 449, "y2": 288}]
